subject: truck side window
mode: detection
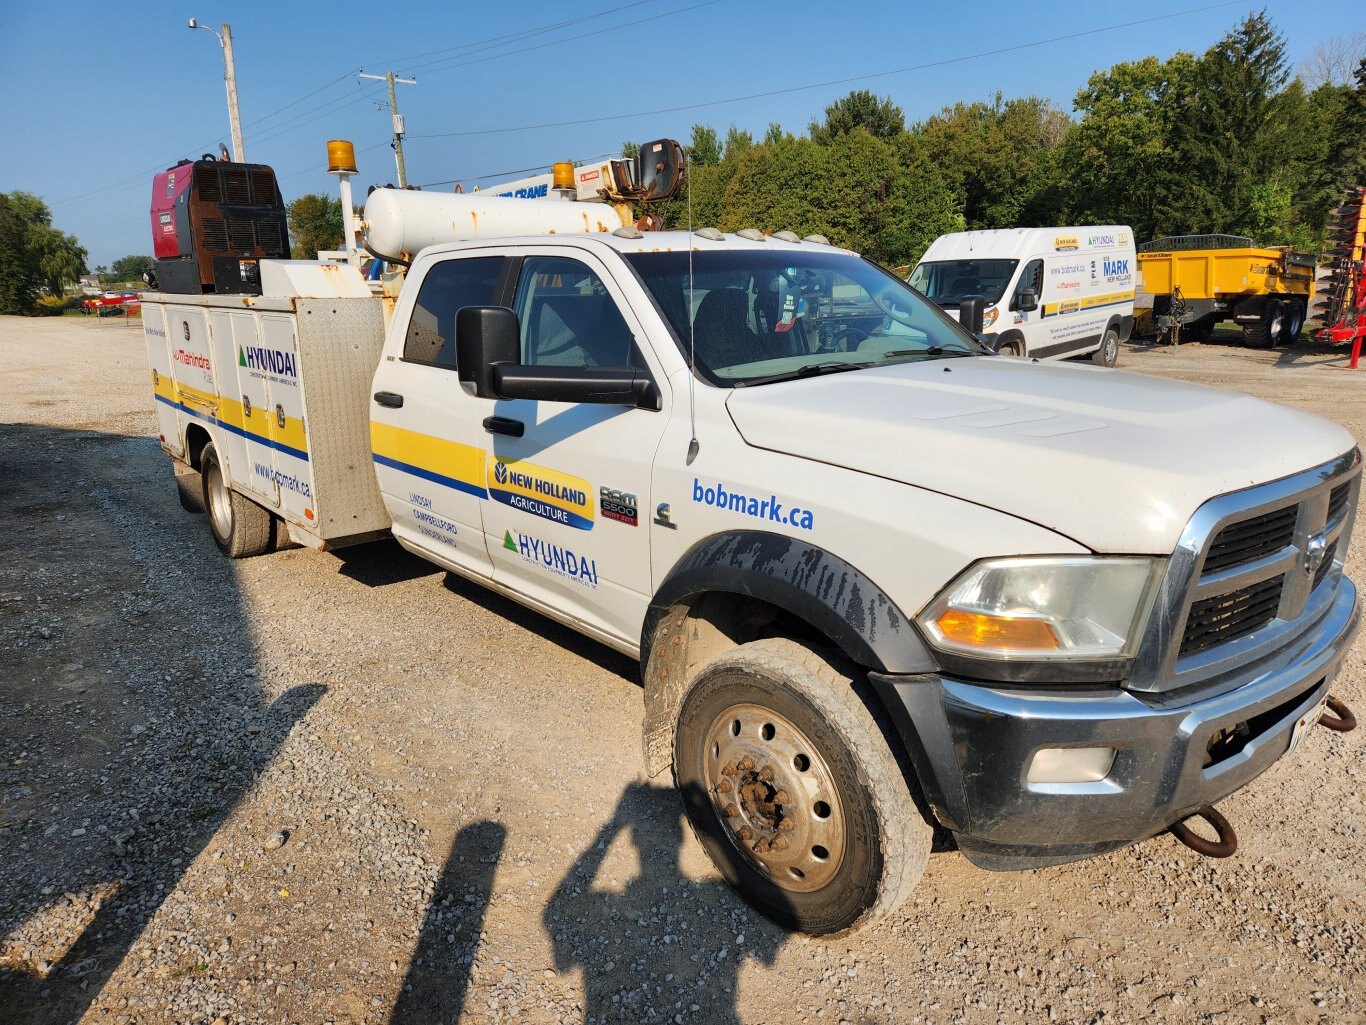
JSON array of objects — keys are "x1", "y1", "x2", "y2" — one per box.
[
  {"x1": 1012, "y1": 259, "x2": 1043, "y2": 309},
  {"x1": 514, "y1": 256, "x2": 637, "y2": 368},
  {"x1": 403, "y1": 256, "x2": 505, "y2": 368}
]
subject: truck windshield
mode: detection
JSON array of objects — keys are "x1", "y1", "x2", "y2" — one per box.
[
  {"x1": 908, "y1": 259, "x2": 1019, "y2": 307},
  {"x1": 624, "y1": 250, "x2": 980, "y2": 387}
]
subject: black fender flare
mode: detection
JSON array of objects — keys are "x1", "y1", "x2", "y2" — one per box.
[
  {"x1": 642, "y1": 530, "x2": 936, "y2": 674},
  {"x1": 638, "y1": 530, "x2": 937, "y2": 776}
]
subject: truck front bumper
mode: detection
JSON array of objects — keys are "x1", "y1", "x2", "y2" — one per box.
[{"x1": 870, "y1": 579, "x2": 1359, "y2": 870}]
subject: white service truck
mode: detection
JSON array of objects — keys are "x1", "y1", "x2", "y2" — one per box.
[
  {"x1": 909, "y1": 226, "x2": 1137, "y2": 366},
  {"x1": 142, "y1": 154, "x2": 1359, "y2": 936}
]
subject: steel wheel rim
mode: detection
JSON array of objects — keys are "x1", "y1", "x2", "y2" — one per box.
[
  {"x1": 703, "y1": 702, "x2": 846, "y2": 893},
  {"x1": 1104, "y1": 334, "x2": 1117, "y2": 363},
  {"x1": 206, "y1": 460, "x2": 233, "y2": 539}
]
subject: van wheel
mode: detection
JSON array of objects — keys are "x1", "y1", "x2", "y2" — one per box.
[
  {"x1": 201, "y1": 443, "x2": 272, "y2": 559},
  {"x1": 997, "y1": 340, "x2": 1023, "y2": 357},
  {"x1": 1092, "y1": 327, "x2": 1120, "y2": 367},
  {"x1": 673, "y1": 639, "x2": 930, "y2": 936}
]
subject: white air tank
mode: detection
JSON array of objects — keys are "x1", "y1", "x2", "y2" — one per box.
[{"x1": 364, "y1": 188, "x2": 625, "y2": 259}]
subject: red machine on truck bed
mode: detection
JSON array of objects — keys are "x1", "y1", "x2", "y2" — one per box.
[{"x1": 150, "y1": 156, "x2": 289, "y2": 295}]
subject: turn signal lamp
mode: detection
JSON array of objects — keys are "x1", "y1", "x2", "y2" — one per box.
[
  {"x1": 934, "y1": 610, "x2": 1060, "y2": 651},
  {"x1": 552, "y1": 162, "x2": 575, "y2": 190}
]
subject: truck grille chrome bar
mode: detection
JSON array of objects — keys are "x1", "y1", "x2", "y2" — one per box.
[{"x1": 1129, "y1": 449, "x2": 1361, "y2": 694}]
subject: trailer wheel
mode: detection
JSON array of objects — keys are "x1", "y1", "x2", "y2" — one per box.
[
  {"x1": 1185, "y1": 316, "x2": 1216, "y2": 343},
  {"x1": 1283, "y1": 300, "x2": 1305, "y2": 342},
  {"x1": 1241, "y1": 303, "x2": 1280, "y2": 349},
  {"x1": 1092, "y1": 327, "x2": 1120, "y2": 367},
  {"x1": 201, "y1": 443, "x2": 272, "y2": 559},
  {"x1": 673, "y1": 638, "x2": 930, "y2": 936}
]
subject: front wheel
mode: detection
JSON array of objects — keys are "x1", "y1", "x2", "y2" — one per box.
[
  {"x1": 201, "y1": 443, "x2": 272, "y2": 559},
  {"x1": 673, "y1": 639, "x2": 930, "y2": 935},
  {"x1": 1092, "y1": 327, "x2": 1120, "y2": 367}
]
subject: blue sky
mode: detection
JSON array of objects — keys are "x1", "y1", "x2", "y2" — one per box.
[{"x1": 1, "y1": 0, "x2": 1361, "y2": 268}]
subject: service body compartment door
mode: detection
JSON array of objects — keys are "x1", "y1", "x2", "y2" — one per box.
[
  {"x1": 210, "y1": 310, "x2": 279, "y2": 507},
  {"x1": 164, "y1": 305, "x2": 227, "y2": 462},
  {"x1": 142, "y1": 303, "x2": 182, "y2": 456},
  {"x1": 255, "y1": 313, "x2": 311, "y2": 523}
]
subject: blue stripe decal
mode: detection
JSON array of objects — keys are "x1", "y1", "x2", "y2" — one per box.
[
  {"x1": 156, "y1": 393, "x2": 311, "y2": 463},
  {"x1": 371, "y1": 453, "x2": 489, "y2": 500},
  {"x1": 1041, "y1": 297, "x2": 1133, "y2": 320}
]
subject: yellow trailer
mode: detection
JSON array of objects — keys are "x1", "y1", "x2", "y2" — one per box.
[{"x1": 1137, "y1": 235, "x2": 1316, "y2": 347}]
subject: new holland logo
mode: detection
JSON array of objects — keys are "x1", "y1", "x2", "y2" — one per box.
[{"x1": 486, "y1": 457, "x2": 594, "y2": 530}]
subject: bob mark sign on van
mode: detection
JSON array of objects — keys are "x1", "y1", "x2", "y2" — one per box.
[{"x1": 909, "y1": 226, "x2": 1136, "y2": 367}]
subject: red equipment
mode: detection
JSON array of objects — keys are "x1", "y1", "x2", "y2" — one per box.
[
  {"x1": 149, "y1": 155, "x2": 289, "y2": 295},
  {"x1": 1309, "y1": 185, "x2": 1366, "y2": 366}
]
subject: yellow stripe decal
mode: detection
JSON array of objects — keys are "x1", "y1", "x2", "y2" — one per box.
[{"x1": 370, "y1": 422, "x2": 488, "y2": 499}]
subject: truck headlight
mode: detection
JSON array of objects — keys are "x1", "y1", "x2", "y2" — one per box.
[{"x1": 917, "y1": 556, "x2": 1163, "y2": 661}]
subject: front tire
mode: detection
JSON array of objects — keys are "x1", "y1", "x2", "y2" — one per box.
[
  {"x1": 673, "y1": 639, "x2": 930, "y2": 935},
  {"x1": 201, "y1": 443, "x2": 272, "y2": 559},
  {"x1": 1092, "y1": 327, "x2": 1120, "y2": 367}
]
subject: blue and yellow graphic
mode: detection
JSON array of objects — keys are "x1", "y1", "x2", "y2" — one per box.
[{"x1": 487, "y1": 456, "x2": 594, "y2": 530}]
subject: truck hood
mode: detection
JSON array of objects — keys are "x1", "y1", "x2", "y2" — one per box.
[{"x1": 724, "y1": 359, "x2": 1354, "y2": 553}]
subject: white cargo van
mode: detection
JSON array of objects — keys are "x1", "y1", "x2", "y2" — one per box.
[{"x1": 909, "y1": 226, "x2": 1136, "y2": 366}]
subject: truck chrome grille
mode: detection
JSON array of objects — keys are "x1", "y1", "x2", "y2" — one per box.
[
  {"x1": 1180, "y1": 575, "x2": 1284, "y2": 655},
  {"x1": 1129, "y1": 450, "x2": 1360, "y2": 694},
  {"x1": 1203, "y1": 507, "x2": 1296, "y2": 573}
]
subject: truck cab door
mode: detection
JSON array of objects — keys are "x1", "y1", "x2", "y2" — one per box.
[
  {"x1": 479, "y1": 251, "x2": 669, "y2": 649},
  {"x1": 370, "y1": 254, "x2": 509, "y2": 579}
]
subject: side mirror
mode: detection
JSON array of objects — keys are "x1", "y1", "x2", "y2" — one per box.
[
  {"x1": 1015, "y1": 287, "x2": 1038, "y2": 312},
  {"x1": 457, "y1": 306, "x2": 520, "y2": 398},
  {"x1": 493, "y1": 365, "x2": 659, "y2": 408},
  {"x1": 959, "y1": 295, "x2": 985, "y2": 335}
]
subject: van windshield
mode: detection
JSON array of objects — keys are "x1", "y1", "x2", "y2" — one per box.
[
  {"x1": 909, "y1": 259, "x2": 1018, "y2": 307},
  {"x1": 624, "y1": 250, "x2": 981, "y2": 387}
]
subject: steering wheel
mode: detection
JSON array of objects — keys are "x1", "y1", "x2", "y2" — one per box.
[{"x1": 869, "y1": 285, "x2": 919, "y2": 327}]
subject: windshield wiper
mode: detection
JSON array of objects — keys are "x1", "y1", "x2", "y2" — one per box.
[
  {"x1": 735, "y1": 361, "x2": 874, "y2": 386},
  {"x1": 879, "y1": 347, "x2": 976, "y2": 359}
]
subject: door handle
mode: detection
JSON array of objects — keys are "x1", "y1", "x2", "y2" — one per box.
[
  {"x1": 373, "y1": 391, "x2": 404, "y2": 408},
  {"x1": 483, "y1": 416, "x2": 525, "y2": 438}
]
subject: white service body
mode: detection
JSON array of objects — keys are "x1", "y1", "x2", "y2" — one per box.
[{"x1": 910, "y1": 226, "x2": 1136, "y2": 362}]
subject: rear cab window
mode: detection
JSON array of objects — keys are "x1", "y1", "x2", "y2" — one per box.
[{"x1": 403, "y1": 256, "x2": 506, "y2": 368}]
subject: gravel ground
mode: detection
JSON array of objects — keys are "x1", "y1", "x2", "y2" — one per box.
[{"x1": 1, "y1": 314, "x2": 1363, "y2": 1025}]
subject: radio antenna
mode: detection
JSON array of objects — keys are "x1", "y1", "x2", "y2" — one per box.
[{"x1": 685, "y1": 154, "x2": 699, "y2": 465}]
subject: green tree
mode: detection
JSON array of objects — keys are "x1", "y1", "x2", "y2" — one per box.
[
  {"x1": 763, "y1": 122, "x2": 787, "y2": 146},
  {"x1": 1324, "y1": 56, "x2": 1366, "y2": 193},
  {"x1": 110, "y1": 254, "x2": 154, "y2": 283},
  {"x1": 722, "y1": 124, "x2": 754, "y2": 160},
  {"x1": 286, "y1": 193, "x2": 343, "y2": 260},
  {"x1": 0, "y1": 192, "x2": 88, "y2": 313},
  {"x1": 687, "y1": 124, "x2": 722, "y2": 166},
  {"x1": 809, "y1": 90, "x2": 905, "y2": 143},
  {"x1": 1167, "y1": 11, "x2": 1293, "y2": 237}
]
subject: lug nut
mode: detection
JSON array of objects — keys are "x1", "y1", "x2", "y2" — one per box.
[
  {"x1": 753, "y1": 838, "x2": 771, "y2": 854},
  {"x1": 720, "y1": 762, "x2": 738, "y2": 777},
  {"x1": 771, "y1": 834, "x2": 789, "y2": 851},
  {"x1": 757, "y1": 766, "x2": 774, "y2": 782},
  {"x1": 772, "y1": 789, "x2": 789, "y2": 804},
  {"x1": 737, "y1": 756, "x2": 755, "y2": 772},
  {"x1": 738, "y1": 825, "x2": 754, "y2": 842},
  {"x1": 723, "y1": 803, "x2": 739, "y2": 819},
  {"x1": 716, "y1": 779, "x2": 733, "y2": 794},
  {"x1": 778, "y1": 818, "x2": 794, "y2": 832}
]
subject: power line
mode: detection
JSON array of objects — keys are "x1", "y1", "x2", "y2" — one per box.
[
  {"x1": 406, "y1": 0, "x2": 720, "y2": 78},
  {"x1": 361, "y1": 0, "x2": 659, "y2": 72},
  {"x1": 410, "y1": 0, "x2": 1251, "y2": 139}
]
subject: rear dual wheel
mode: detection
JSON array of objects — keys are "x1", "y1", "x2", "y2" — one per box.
[
  {"x1": 201, "y1": 443, "x2": 273, "y2": 559},
  {"x1": 673, "y1": 639, "x2": 930, "y2": 935}
]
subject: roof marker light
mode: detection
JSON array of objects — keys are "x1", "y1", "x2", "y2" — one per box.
[
  {"x1": 736, "y1": 228, "x2": 766, "y2": 241},
  {"x1": 772, "y1": 230, "x2": 800, "y2": 243}
]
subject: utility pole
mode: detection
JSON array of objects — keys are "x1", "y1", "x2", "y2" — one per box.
[
  {"x1": 188, "y1": 19, "x2": 245, "y2": 162},
  {"x1": 359, "y1": 70, "x2": 416, "y2": 187}
]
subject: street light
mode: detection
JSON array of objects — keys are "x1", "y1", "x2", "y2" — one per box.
[{"x1": 188, "y1": 18, "x2": 245, "y2": 162}]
